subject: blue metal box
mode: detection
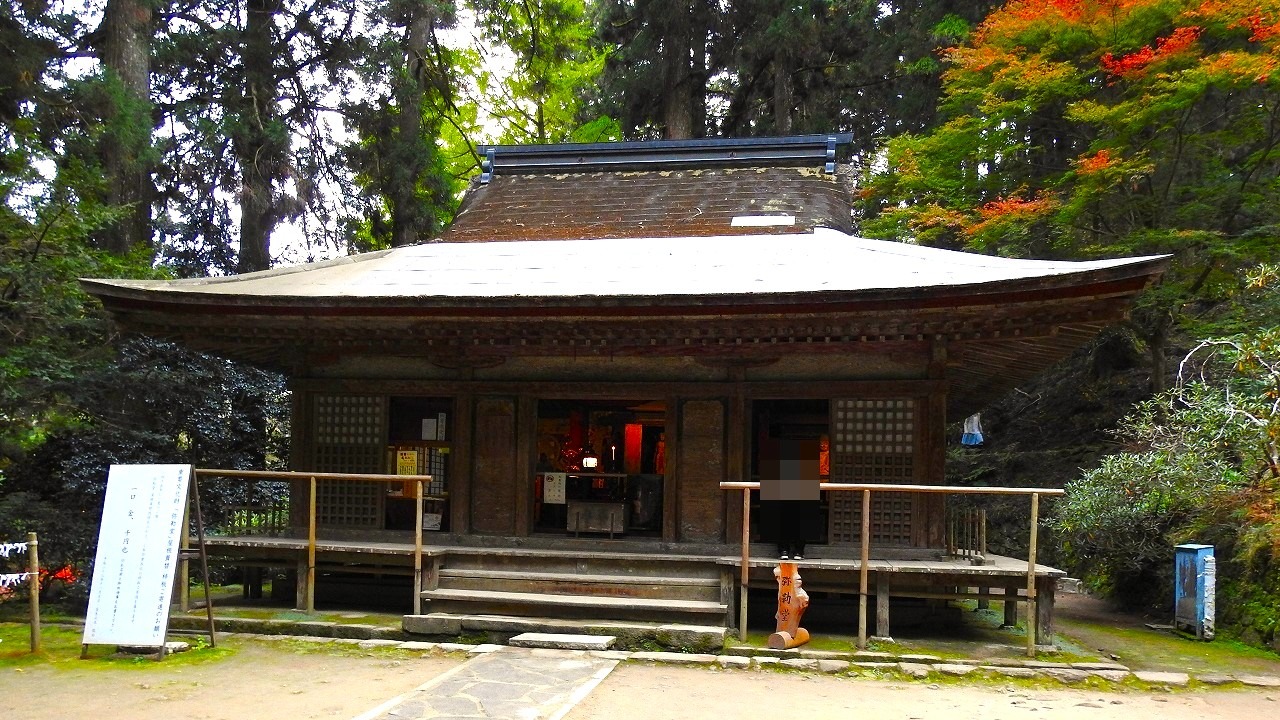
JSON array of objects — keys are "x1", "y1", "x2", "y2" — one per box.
[{"x1": 1174, "y1": 543, "x2": 1215, "y2": 640}]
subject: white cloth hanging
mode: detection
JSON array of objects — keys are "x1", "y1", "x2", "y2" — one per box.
[{"x1": 961, "y1": 413, "x2": 984, "y2": 446}]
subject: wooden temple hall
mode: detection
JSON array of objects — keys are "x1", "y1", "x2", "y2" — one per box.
[{"x1": 83, "y1": 135, "x2": 1168, "y2": 647}]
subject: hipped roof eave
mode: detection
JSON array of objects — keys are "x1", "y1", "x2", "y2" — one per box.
[{"x1": 81, "y1": 256, "x2": 1169, "y2": 320}]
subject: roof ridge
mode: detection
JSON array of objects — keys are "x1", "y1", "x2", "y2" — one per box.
[{"x1": 477, "y1": 134, "x2": 855, "y2": 180}]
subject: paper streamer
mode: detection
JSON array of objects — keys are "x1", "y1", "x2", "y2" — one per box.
[
  {"x1": 0, "y1": 542, "x2": 29, "y2": 559},
  {"x1": 0, "y1": 572, "x2": 33, "y2": 589}
]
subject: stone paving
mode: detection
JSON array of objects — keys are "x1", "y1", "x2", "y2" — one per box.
[
  {"x1": 212, "y1": 631, "x2": 1280, "y2": 692},
  {"x1": 350, "y1": 646, "x2": 618, "y2": 720}
]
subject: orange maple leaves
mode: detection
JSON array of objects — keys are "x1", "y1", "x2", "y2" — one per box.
[
  {"x1": 977, "y1": 194, "x2": 1056, "y2": 220},
  {"x1": 965, "y1": 193, "x2": 1057, "y2": 238},
  {"x1": 1076, "y1": 149, "x2": 1117, "y2": 174},
  {"x1": 1241, "y1": 13, "x2": 1280, "y2": 41},
  {"x1": 1101, "y1": 26, "x2": 1203, "y2": 79}
]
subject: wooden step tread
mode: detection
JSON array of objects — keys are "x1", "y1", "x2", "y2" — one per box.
[
  {"x1": 437, "y1": 568, "x2": 720, "y2": 586},
  {"x1": 420, "y1": 588, "x2": 727, "y2": 613}
]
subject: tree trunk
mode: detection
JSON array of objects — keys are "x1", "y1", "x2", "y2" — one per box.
[
  {"x1": 661, "y1": 4, "x2": 693, "y2": 139},
  {"x1": 390, "y1": 6, "x2": 433, "y2": 248},
  {"x1": 236, "y1": 0, "x2": 285, "y2": 274},
  {"x1": 1147, "y1": 314, "x2": 1169, "y2": 393},
  {"x1": 690, "y1": 8, "x2": 708, "y2": 138},
  {"x1": 97, "y1": 0, "x2": 154, "y2": 255},
  {"x1": 773, "y1": 46, "x2": 793, "y2": 135}
]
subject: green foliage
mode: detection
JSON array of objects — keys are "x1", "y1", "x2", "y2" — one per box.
[
  {"x1": 592, "y1": 1, "x2": 1001, "y2": 143},
  {"x1": 1, "y1": 8, "x2": 291, "y2": 601},
  {"x1": 469, "y1": 0, "x2": 617, "y2": 144},
  {"x1": 0, "y1": 120, "x2": 147, "y2": 462},
  {"x1": 859, "y1": 0, "x2": 1280, "y2": 393},
  {"x1": 339, "y1": 0, "x2": 467, "y2": 248},
  {"x1": 1052, "y1": 266, "x2": 1279, "y2": 635},
  {"x1": 0, "y1": 339, "x2": 290, "y2": 609}
]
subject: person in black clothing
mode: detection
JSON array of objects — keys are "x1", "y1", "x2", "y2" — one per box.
[{"x1": 758, "y1": 438, "x2": 821, "y2": 560}]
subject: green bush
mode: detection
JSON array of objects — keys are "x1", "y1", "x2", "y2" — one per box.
[{"x1": 1051, "y1": 265, "x2": 1280, "y2": 631}]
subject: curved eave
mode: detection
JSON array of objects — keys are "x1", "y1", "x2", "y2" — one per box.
[{"x1": 81, "y1": 256, "x2": 1168, "y2": 322}]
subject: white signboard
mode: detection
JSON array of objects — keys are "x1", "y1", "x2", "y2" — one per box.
[
  {"x1": 83, "y1": 464, "x2": 191, "y2": 647},
  {"x1": 543, "y1": 472, "x2": 567, "y2": 505}
]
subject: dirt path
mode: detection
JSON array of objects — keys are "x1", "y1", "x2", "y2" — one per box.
[
  {"x1": 5, "y1": 634, "x2": 1278, "y2": 720},
  {"x1": 1055, "y1": 593, "x2": 1280, "y2": 675},
  {"x1": 570, "y1": 663, "x2": 1279, "y2": 720},
  {"x1": 4, "y1": 641, "x2": 458, "y2": 720}
]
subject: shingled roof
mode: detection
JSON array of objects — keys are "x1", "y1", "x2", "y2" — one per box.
[
  {"x1": 442, "y1": 135, "x2": 855, "y2": 241},
  {"x1": 442, "y1": 166, "x2": 854, "y2": 241}
]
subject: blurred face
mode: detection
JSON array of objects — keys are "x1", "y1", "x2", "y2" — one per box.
[{"x1": 759, "y1": 439, "x2": 821, "y2": 501}]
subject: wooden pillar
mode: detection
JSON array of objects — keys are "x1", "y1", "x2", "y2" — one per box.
[
  {"x1": 876, "y1": 576, "x2": 890, "y2": 638},
  {"x1": 676, "y1": 399, "x2": 725, "y2": 542},
  {"x1": 662, "y1": 394, "x2": 680, "y2": 543},
  {"x1": 725, "y1": 375, "x2": 746, "y2": 543},
  {"x1": 472, "y1": 397, "x2": 517, "y2": 535},
  {"x1": 514, "y1": 395, "x2": 536, "y2": 537},
  {"x1": 739, "y1": 487, "x2": 750, "y2": 642},
  {"x1": 1025, "y1": 492, "x2": 1040, "y2": 657},
  {"x1": 922, "y1": 337, "x2": 948, "y2": 548},
  {"x1": 857, "y1": 488, "x2": 871, "y2": 649},
  {"x1": 450, "y1": 393, "x2": 474, "y2": 535},
  {"x1": 288, "y1": 386, "x2": 311, "y2": 530},
  {"x1": 1036, "y1": 575, "x2": 1056, "y2": 644},
  {"x1": 413, "y1": 479, "x2": 424, "y2": 615},
  {"x1": 27, "y1": 532, "x2": 40, "y2": 653},
  {"x1": 1003, "y1": 586, "x2": 1018, "y2": 627},
  {"x1": 305, "y1": 474, "x2": 317, "y2": 613},
  {"x1": 719, "y1": 567, "x2": 737, "y2": 634}
]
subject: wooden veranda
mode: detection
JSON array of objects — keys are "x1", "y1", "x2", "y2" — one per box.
[{"x1": 182, "y1": 469, "x2": 1065, "y2": 655}]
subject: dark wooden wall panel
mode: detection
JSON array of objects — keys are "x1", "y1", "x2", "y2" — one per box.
[
  {"x1": 472, "y1": 397, "x2": 517, "y2": 535},
  {"x1": 678, "y1": 399, "x2": 726, "y2": 542}
]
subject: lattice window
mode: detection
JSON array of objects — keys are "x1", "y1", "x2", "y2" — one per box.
[
  {"x1": 829, "y1": 399, "x2": 917, "y2": 545},
  {"x1": 312, "y1": 394, "x2": 386, "y2": 527}
]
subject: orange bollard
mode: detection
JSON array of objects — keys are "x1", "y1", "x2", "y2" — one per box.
[{"x1": 768, "y1": 562, "x2": 810, "y2": 649}]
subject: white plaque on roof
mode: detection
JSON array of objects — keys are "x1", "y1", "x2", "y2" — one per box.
[
  {"x1": 83, "y1": 464, "x2": 191, "y2": 648},
  {"x1": 731, "y1": 214, "x2": 795, "y2": 227}
]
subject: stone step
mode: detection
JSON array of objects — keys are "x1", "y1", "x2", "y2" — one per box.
[
  {"x1": 402, "y1": 612, "x2": 726, "y2": 652},
  {"x1": 435, "y1": 551, "x2": 723, "y2": 579},
  {"x1": 436, "y1": 568, "x2": 721, "y2": 602},
  {"x1": 422, "y1": 588, "x2": 727, "y2": 614},
  {"x1": 509, "y1": 632, "x2": 616, "y2": 650},
  {"x1": 437, "y1": 568, "x2": 720, "y2": 587}
]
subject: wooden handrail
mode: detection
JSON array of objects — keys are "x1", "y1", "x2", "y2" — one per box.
[
  {"x1": 195, "y1": 468, "x2": 439, "y2": 486},
  {"x1": 190, "y1": 468, "x2": 438, "y2": 615},
  {"x1": 719, "y1": 481, "x2": 1063, "y2": 496},
  {"x1": 720, "y1": 480, "x2": 1060, "y2": 657}
]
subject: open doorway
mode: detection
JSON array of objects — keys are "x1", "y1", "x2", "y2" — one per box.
[{"x1": 532, "y1": 399, "x2": 666, "y2": 538}]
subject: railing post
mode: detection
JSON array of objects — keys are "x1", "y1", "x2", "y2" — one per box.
[
  {"x1": 739, "y1": 487, "x2": 750, "y2": 642},
  {"x1": 1026, "y1": 492, "x2": 1040, "y2": 658},
  {"x1": 179, "y1": 496, "x2": 191, "y2": 612},
  {"x1": 27, "y1": 532, "x2": 40, "y2": 653},
  {"x1": 190, "y1": 477, "x2": 217, "y2": 648},
  {"x1": 307, "y1": 475, "x2": 317, "y2": 613},
  {"x1": 857, "y1": 488, "x2": 871, "y2": 650},
  {"x1": 414, "y1": 479, "x2": 424, "y2": 616}
]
